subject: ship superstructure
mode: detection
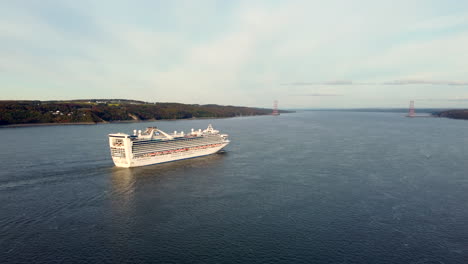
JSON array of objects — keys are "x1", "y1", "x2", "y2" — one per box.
[{"x1": 109, "y1": 124, "x2": 230, "y2": 167}]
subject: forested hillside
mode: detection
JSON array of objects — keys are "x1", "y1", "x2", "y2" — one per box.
[
  {"x1": 434, "y1": 109, "x2": 468, "y2": 120},
  {"x1": 0, "y1": 100, "x2": 290, "y2": 126}
]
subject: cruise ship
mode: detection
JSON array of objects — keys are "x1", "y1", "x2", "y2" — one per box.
[{"x1": 108, "y1": 124, "x2": 230, "y2": 167}]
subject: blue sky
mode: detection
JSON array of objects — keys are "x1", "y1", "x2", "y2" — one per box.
[{"x1": 1, "y1": 0, "x2": 468, "y2": 108}]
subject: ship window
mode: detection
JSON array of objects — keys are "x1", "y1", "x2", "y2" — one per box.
[
  {"x1": 111, "y1": 148, "x2": 126, "y2": 158},
  {"x1": 113, "y1": 139, "x2": 124, "y2": 146}
]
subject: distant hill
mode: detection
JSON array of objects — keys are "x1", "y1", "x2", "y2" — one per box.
[
  {"x1": 433, "y1": 109, "x2": 468, "y2": 120},
  {"x1": 0, "y1": 100, "x2": 292, "y2": 126}
]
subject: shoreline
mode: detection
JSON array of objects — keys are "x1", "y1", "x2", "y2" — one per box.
[
  {"x1": 0, "y1": 122, "x2": 101, "y2": 128},
  {"x1": 0, "y1": 114, "x2": 277, "y2": 128}
]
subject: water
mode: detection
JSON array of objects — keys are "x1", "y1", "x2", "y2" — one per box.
[{"x1": 1, "y1": 111, "x2": 468, "y2": 263}]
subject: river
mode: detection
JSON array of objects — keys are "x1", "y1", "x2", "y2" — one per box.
[{"x1": 1, "y1": 111, "x2": 468, "y2": 263}]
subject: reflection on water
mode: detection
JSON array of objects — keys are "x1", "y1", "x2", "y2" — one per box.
[
  {"x1": 107, "y1": 153, "x2": 228, "y2": 258},
  {"x1": 109, "y1": 152, "x2": 227, "y2": 210},
  {"x1": 110, "y1": 152, "x2": 227, "y2": 186}
]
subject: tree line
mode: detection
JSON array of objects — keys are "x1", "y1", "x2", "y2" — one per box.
[
  {"x1": 0, "y1": 100, "x2": 289, "y2": 125},
  {"x1": 434, "y1": 109, "x2": 468, "y2": 120}
]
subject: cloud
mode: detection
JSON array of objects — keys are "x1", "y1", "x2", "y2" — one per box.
[
  {"x1": 408, "y1": 13, "x2": 468, "y2": 32},
  {"x1": 283, "y1": 79, "x2": 468, "y2": 86},
  {"x1": 410, "y1": 97, "x2": 468, "y2": 102},
  {"x1": 446, "y1": 97, "x2": 468, "y2": 102},
  {"x1": 382, "y1": 80, "x2": 468, "y2": 85},
  {"x1": 282, "y1": 81, "x2": 355, "y2": 86},
  {"x1": 291, "y1": 93, "x2": 342, "y2": 97}
]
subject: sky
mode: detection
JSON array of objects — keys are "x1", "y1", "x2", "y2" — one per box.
[{"x1": 1, "y1": 0, "x2": 468, "y2": 108}]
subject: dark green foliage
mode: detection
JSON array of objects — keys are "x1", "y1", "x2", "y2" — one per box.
[
  {"x1": 0, "y1": 100, "x2": 292, "y2": 125},
  {"x1": 434, "y1": 110, "x2": 468, "y2": 120}
]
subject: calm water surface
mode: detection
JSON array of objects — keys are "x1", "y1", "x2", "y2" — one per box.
[{"x1": 1, "y1": 111, "x2": 468, "y2": 263}]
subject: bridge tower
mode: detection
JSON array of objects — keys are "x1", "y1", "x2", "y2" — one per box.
[
  {"x1": 407, "y1": 100, "x2": 415, "y2": 117},
  {"x1": 272, "y1": 100, "x2": 279, "y2": 116}
]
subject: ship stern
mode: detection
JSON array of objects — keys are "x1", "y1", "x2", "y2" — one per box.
[{"x1": 108, "y1": 134, "x2": 132, "y2": 168}]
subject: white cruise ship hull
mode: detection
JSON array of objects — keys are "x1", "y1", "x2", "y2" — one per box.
[
  {"x1": 112, "y1": 142, "x2": 228, "y2": 168},
  {"x1": 109, "y1": 125, "x2": 230, "y2": 168}
]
